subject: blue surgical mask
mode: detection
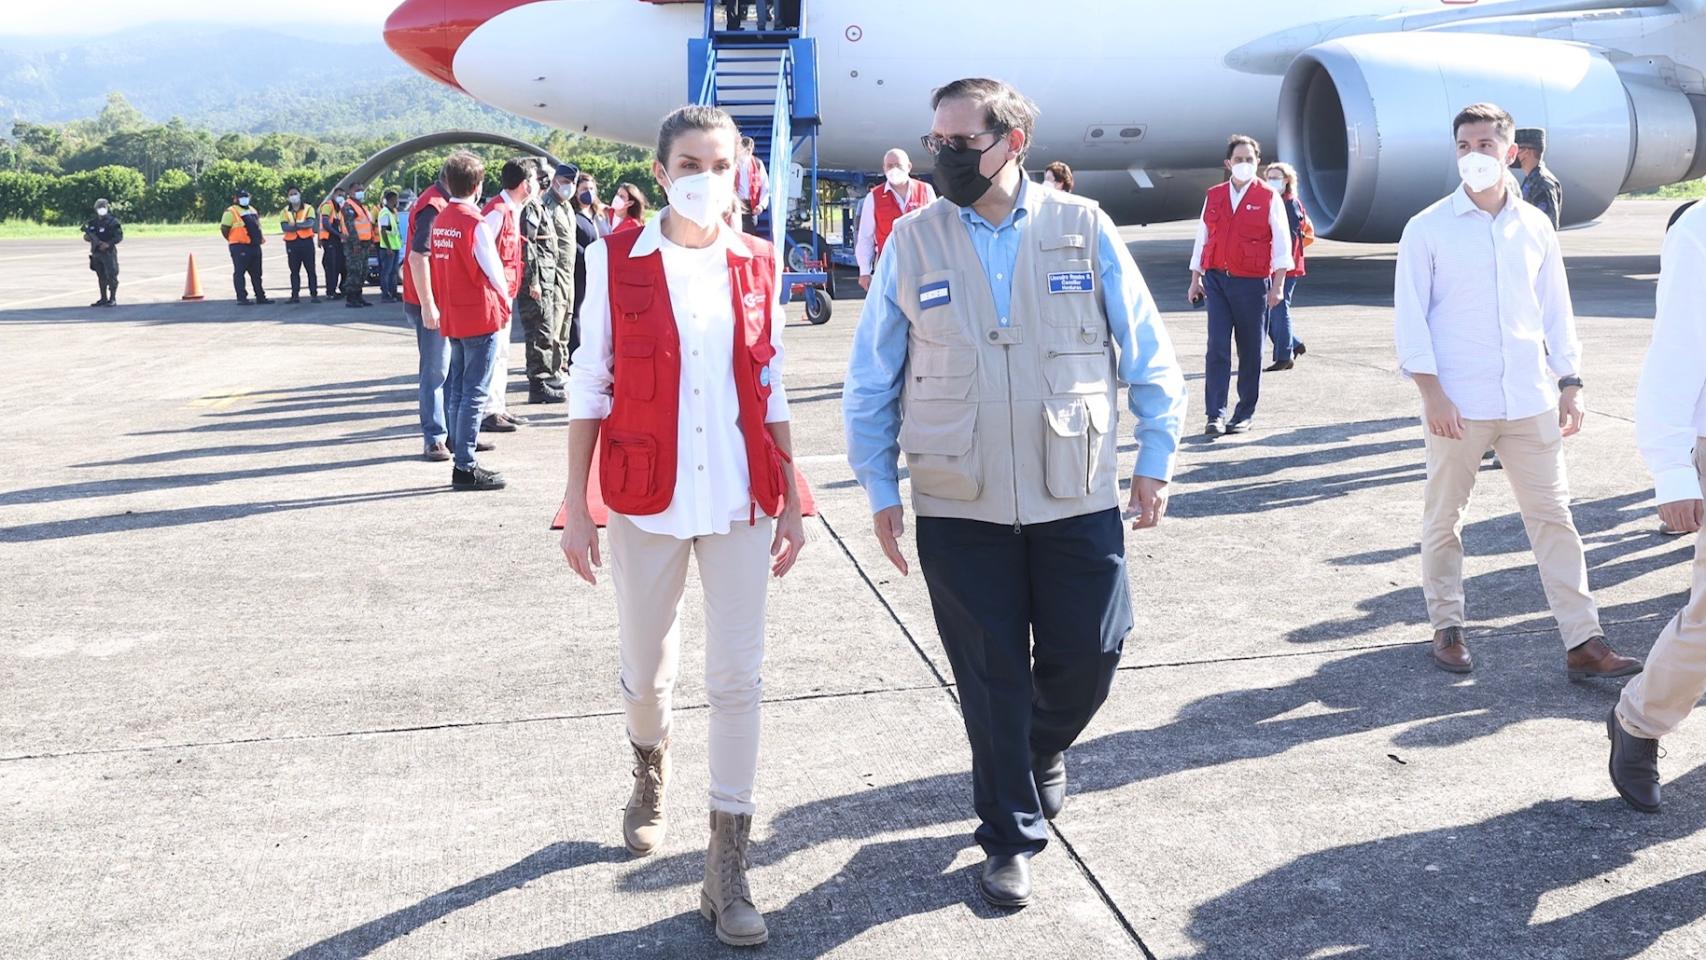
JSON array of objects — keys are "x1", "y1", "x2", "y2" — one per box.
[
  {"x1": 237, "y1": 196, "x2": 250, "y2": 207},
  {"x1": 354, "y1": 190, "x2": 366, "y2": 202}
]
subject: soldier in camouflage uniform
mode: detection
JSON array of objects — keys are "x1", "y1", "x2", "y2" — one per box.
[
  {"x1": 342, "y1": 182, "x2": 377, "y2": 308},
  {"x1": 1515, "y1": 127, "x2": 1562, "y2": 230},
  {"x1": 544, "y1": 163, "x2": 581, "y2": 388},
  {"x1": 520, "y1": 168, "x2": 563, "y2": 404},
  {"x1": 82, "y1": 198, "x2": 123, "y2": 307}
]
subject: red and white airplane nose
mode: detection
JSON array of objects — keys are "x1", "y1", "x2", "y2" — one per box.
[{"x1": 384, "y1": 0, "x2": 550, "y2": 92}]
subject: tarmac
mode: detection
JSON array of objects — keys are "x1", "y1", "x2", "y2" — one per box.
[{"x1": 3, "y1": 200, "x2": 1704, "y2": 959}]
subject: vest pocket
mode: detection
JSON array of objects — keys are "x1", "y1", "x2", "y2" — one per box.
[
  {"x1": 1043, "y1": 394, "x2": 1113, "y2": 499},
  {"x1": 618, "y1": 339, "x2": 656, "y2": 401},
  {"x1": 603, "y1": 432, "x2": 658, "y2": 499},
  {"x1": 899, "y1": 402, "x2": 981, "y2": 501},
  {"x1": 1043, "y1": 348, "x2": 1111, "y2": 394},
  {"x1": 910, "y1": 269, "x2": 968, "y2": 343},
  {"x1": 749, "y1": 339, "x2": 777, "y2": 404},
  {"x1": 908, "y1": 346, "x2": 976, "y2": 401}
]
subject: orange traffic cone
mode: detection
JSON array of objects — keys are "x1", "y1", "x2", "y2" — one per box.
[{"x1": 181, "y1": 254, "x2": 205, "y2": 301}]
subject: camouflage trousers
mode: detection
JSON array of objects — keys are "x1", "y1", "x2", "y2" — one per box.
[
  {"x1": 344, "y1": 240, "x2": 372, "y2": 304},
  {"x1": 518, "y1": 292, "x2": 567, "y2": 382}
]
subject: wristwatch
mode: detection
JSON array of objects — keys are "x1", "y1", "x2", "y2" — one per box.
[{"x1": 1559, "y1": 375, "x2": 1585, "y2": 390}]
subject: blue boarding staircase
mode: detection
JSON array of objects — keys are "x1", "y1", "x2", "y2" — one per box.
[{"x1": 687, "y1": 0, "x2": 833, "y2": 322}]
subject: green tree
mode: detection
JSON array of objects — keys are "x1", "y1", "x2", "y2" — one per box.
[
  {"x1": 0, "y1": 171, "x2": 51, "y2": 221},
  {"x1": 11, "y1": 121, "x2": 67, "y2": 175},
  {"x1": 91, "y1": 92, "x2": 147, "y2": 138},
  {"x1": 140, "y1": 168, "x2": 198, "y2": 222},
  {"x1": 198, "y1": 159, "x2": 283, "y2": 220},
  {"x1": 49, "y1": 165, "x2": 146, "y2": 224}
]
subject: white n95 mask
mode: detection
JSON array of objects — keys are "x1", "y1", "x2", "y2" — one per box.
[
  {"x1": 885, "y1": 167, "x2": 909, "y2": 189},
  {"x1": 1458, "y1": 152, "x2": 1505, "y2": 193},
  {"x1": 1230, "y1": 161, "x2": 1257, "y2": 184},
  {"x1": 664, "y1": 170, "x2": 736, "y2": 229}
]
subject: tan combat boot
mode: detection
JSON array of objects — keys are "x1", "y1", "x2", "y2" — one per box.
[
  {"x1": 700, "y1": 811, "x2": 768, "y2": 947},
  {"x1": 622, "y1": 738, "x2": 669, "y2": 856}
]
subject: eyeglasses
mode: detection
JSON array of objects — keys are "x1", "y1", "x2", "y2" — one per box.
[{"x1": 920, "y1": 130, "x2": 1000, "y2": 157}]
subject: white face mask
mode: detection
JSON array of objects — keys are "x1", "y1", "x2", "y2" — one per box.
[
  {"x1": 612, "y1": 194, "x2": 630, "y2": 211},
  {"x1": 287, "y1": 194, "x2": 301, "y2": 206},
  {"x1": 95, "y1": 206, "x2": 108, "y2": 216},
  {"x1": 556, "y1": 184, "x2": 573, "y2": 200},
  {"x1": 1458, "y1": 151, "x2": 1506, "y2": 193},
  {"x1": 885, "y1": 167, "x2": 909, "y2": 189},
  {"x1": 237, "y1": 196, "x2": 250, "y2": 208},
  {"x1": 663, "y1": 169, "x2": 736, "y2": 230},
  {"x1": 1230, "y1": 161, "x2": 1257, "y2": 184},
  {"x1": 1265, "y1": 177, "x2": 1288, "y2": 193}
]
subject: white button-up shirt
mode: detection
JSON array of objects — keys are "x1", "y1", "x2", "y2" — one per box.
[
  {"x1": 1636, "y1": 202, "x2": 1706, "y2": 505},
  {"x1": 1188, "y1": 179, "x2": 1294, "y2": 274},
  {"x1": 1394, "y1": 184, "x2": 1580, "y2": 421},
  {"x1": 855, "y1": 178, "x2": 936, "y2": 275},
  {"x1": 568, "y1": 210, "x2": 790, "y2": 539}
]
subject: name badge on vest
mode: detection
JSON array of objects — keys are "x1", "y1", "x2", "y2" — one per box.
[
  {"x1": 1048, "y1": 270, "x2": 1095, "y2": 295},
  {"x1": 919, "y1": 279, "x2": 951, "y2": 310}
]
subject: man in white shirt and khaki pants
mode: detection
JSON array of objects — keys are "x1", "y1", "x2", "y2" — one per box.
[
  {"x1": 1607, "y1": 201, "x2": 1706, "y2": 813},
  {"x1": 1394, "y1": 101, "x2": 1642, "y2": 679}
]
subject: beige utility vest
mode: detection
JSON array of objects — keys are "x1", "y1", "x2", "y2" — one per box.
[{"x1": 887, "y1": 190, "x2": 1121, "y2": 526}]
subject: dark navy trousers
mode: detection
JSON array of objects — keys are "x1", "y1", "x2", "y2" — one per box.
[
  {"x1": 916, "y1": 507, "x2": 1132, "y2": 856},
  {"x1": 1203, "y1": 268, "x2": 1268, "y2": 423}
]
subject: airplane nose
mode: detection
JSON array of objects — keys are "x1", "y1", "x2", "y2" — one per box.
[{"x1": 384, "y1": 0, "x2": 549, "y2": 92}]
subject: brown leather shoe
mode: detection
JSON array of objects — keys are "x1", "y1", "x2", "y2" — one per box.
[
  {"x1": 1567, "y1": 637, "x2": 1643, "y2": 680},
  {"x1": 1431, "y1": 627, "x2": 1472, "y2": 673}
]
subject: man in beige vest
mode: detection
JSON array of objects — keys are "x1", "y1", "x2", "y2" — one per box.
[
  {"x1": 1606, "y1": 201, "x2": 1706, "y2": 813},
  {"x1": 843, "y1": 77, "x2": 1186, "y2": 909}
]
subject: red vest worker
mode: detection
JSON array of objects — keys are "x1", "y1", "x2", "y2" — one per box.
[{"x1": 855, "y1": 147, "x2": 936, "y2": 290}]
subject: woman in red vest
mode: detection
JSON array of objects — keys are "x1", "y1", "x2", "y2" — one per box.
[
  {"x1": 559, "y1": 104, "x2": 805, "y2": 949},
  {"x1": 607, "y1": 182, "x2": 649, "y2": 235},
  {"x1": 1262, "y1": 161, "x2": 1312, "y2": 372},
  {"x1": 1186, "y1": 134, "x2": 1294, "y2": 436}
]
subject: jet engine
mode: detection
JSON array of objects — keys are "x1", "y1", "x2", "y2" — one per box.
[{"x1": 1278, "y1": 32, "x2": 1706, "y2": 241}]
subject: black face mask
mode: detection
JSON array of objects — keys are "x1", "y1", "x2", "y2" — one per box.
[{"x1": 933, "y1": 137, "x2": 1004, "y2": 208}]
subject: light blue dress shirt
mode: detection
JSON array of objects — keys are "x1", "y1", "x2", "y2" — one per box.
[{"x1": 843, "y1": 178, "x2": 1187, "y2": 515}]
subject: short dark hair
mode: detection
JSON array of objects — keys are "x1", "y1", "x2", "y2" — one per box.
[
  {"x1": 1225, "y1": 135, "x2": 1261, "y2": 160},
  {"x1": 500, "y1": 157, "x2": 539, "y2": 191},
  {"x1": 1453, "y1": 102, "x2": 1515, "y2": 142},
  {"x1": 384, "y1": 189, "x2": 398, "y2": 201},
  {"x1": 931, "y1": 77, "x2": 1039, "y2": 161},
  {"x1": 284, "y1": 184, "x2": 300, "y2": 193},
  {"x1": 442, "y1": 150, "x2": 485, "y2": 198},
  {"x1": 1044, "y1": 161, "x2": 1074, "y2": 193}
]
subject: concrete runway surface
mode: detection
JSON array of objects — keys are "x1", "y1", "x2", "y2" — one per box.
[{"x1": 3, "y1": 201, "x2": 1705, "y2": 958}]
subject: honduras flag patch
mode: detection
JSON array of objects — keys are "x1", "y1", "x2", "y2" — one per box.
[{"x1": 919, "y1": 279, "x2": 952, "y2": 309}]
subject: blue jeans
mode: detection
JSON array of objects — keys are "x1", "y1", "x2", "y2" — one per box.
[
  {"x1": 378, "y1": 248, "x2": 401, "y2": 299},
  {"x1": 1203, "y1": 269, "x2": 1268, "y2": 423},
  {"x1": 405, "y1": 302, "x2": 450, "y2": 449},
  {"x1": 446, "y1": 330, "x2": 500, "y2": 471},
  {"x1": 1266, "y1": 275, "x2": 1304, "y2": 362}
]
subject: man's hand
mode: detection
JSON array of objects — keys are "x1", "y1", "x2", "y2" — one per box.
[
  {"x1": 1187, "y1": 274, "x2": 1205, "y2": 305},
  {"x1": 1423, "y1": 389, "x2": 1466, "y2": 440},
  {"x1": 529, "y1": 282, "x2": 542, "y2": 300},
  {"x1": 858, "y1": 275, "x2": 872, "y2": 293},
  {"x1": 1266, "y1": 283, "x2": 1285, "y2": 309},
  {"x1": 873, "y1": 505, "x2": 909, "y2": 576},
  {"x1": 422, "y1": 303, "x2": 440, "y2": 331},
  {"x1": 770, "y1": 501, "x2": 807, "y2": 578},
  {"x1": 1659, "y1": 498, "x2": 1705, "y2": 535},
  {"x1": 1559, "y1": 386, "x2": 1587, "y2": 437},
  {"x1": 1128, "y1": 476, "x2": 1170, "y2": 530},
  {"x1": 559, "y1": 503, "x2": 602, "y2": 584}
]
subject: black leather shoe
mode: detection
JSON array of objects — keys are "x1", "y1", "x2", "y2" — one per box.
[
  {"x1": 1264, "y1": 359, "x2": 1294, "y2": 372},
  {"x1": 451, "y1": 465, "x2": 507, "y2": 491},
  {"x1": 91, "y1": 298, "x2": 109, "y2": 307},
  {"x1": 1033, "y1": 751, "x2": 1066, "y2": 821},
  {"x1": 480, "y1": 414, "x2": 518, "y2": 434},
  {"x1": 1294, "y1": 342, "x2": 1307, "y2": 357},
  {"x1": 475, "y1": 438, "x2": 496, "y2": 452},
  {"x1": 255, "y1": 296, "x2": 274, "y2": 305},
  {"x1": 1607, "y1": 707, "x2": 1661, "y2": 813},
  {"x1": 529, "y1": 382, "x2": 566, "y2": 405},
  {"x1": 979, "y1": 853, "x2": 1032, "y2": 908}
]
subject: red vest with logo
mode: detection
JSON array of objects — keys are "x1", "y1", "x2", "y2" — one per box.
[
  {"x1": 599, "y1": 228, "x2": 789, "y2": 520},
  {"x1": 1200, "y1": 181, "x2": 1278, "y2": 279},
  {"x1": 428, "y1": 200, "x2": 509, "y2": 339},
  {"x1": 481, "y1": 194, "x2": 524, "y2": 299},
  {"x1": 1287, "y1": 196, "x2": 1309, "y2": 279},
  {"x1": 873, "y1": 179, "x2": 932, "y2": 261},
  {"x1": 400, "y1": 182, "x2": 449, "y2": 306}
]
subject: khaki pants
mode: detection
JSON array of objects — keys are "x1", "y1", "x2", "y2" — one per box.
[
  {"x1": 609, "y1": 513, "x2": 773, "y2": 815},
  {"x1": 1618, "y1": 443, "x2": 1706, "y2": 739},
  {"x1": 1421, "y1": 409, "x2": 1602, "y2": 649}
]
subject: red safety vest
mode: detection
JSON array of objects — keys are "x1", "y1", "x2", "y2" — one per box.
[
  {"x1": 481, "y1": 194, "x2": 524, "y2": 298},
  {"x1": 401, "y1": 182, "x2": 449, "y2": 306},
  {"x1": 598, "y1": 228, "x2": 788, "y2": 520},
  {"x1": 428, "y1": 200, "x2": 509, "y2": 340},
  {"x1": 873, "y1": 179, "x2": 932, "y2": 262},
  {"x1": 1200, "y1": 180, "x2": 1279, "y2": 279},
  {"x1": 1288, "y1": 196, "x2": 1310, "y2": 279}
]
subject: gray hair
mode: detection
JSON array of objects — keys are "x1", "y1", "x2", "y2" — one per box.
[
  {"x1": 657, "y1": 105, "x2": 740, "y2": 164},
  {"x1": 931, "y1": 77, "x2": 1040, "y2": 161}
]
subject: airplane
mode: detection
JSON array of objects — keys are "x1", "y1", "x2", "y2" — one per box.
[{"x1": 384, "y1": 0, "x2": 1706, "y2": 242}]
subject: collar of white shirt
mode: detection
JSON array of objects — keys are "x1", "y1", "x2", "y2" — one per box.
[
  {"x1": 630, "y1": 208, "x2": 753, "y2": 260},
  {"x1": 1449, "y1": 182, "x2": 1520, "y2": 219}
]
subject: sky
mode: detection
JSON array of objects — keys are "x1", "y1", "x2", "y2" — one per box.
[{"x1": 1, "y1": 0, "x2": 391, "y2": 36}]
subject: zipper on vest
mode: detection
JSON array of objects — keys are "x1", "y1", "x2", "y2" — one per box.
[
  {"x1": 1003, "y1": 345, "x2": 1021, "y2": 534},
  {"x1": 1045, "y1": 349, "x2": 1105, "y2": 359}
]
